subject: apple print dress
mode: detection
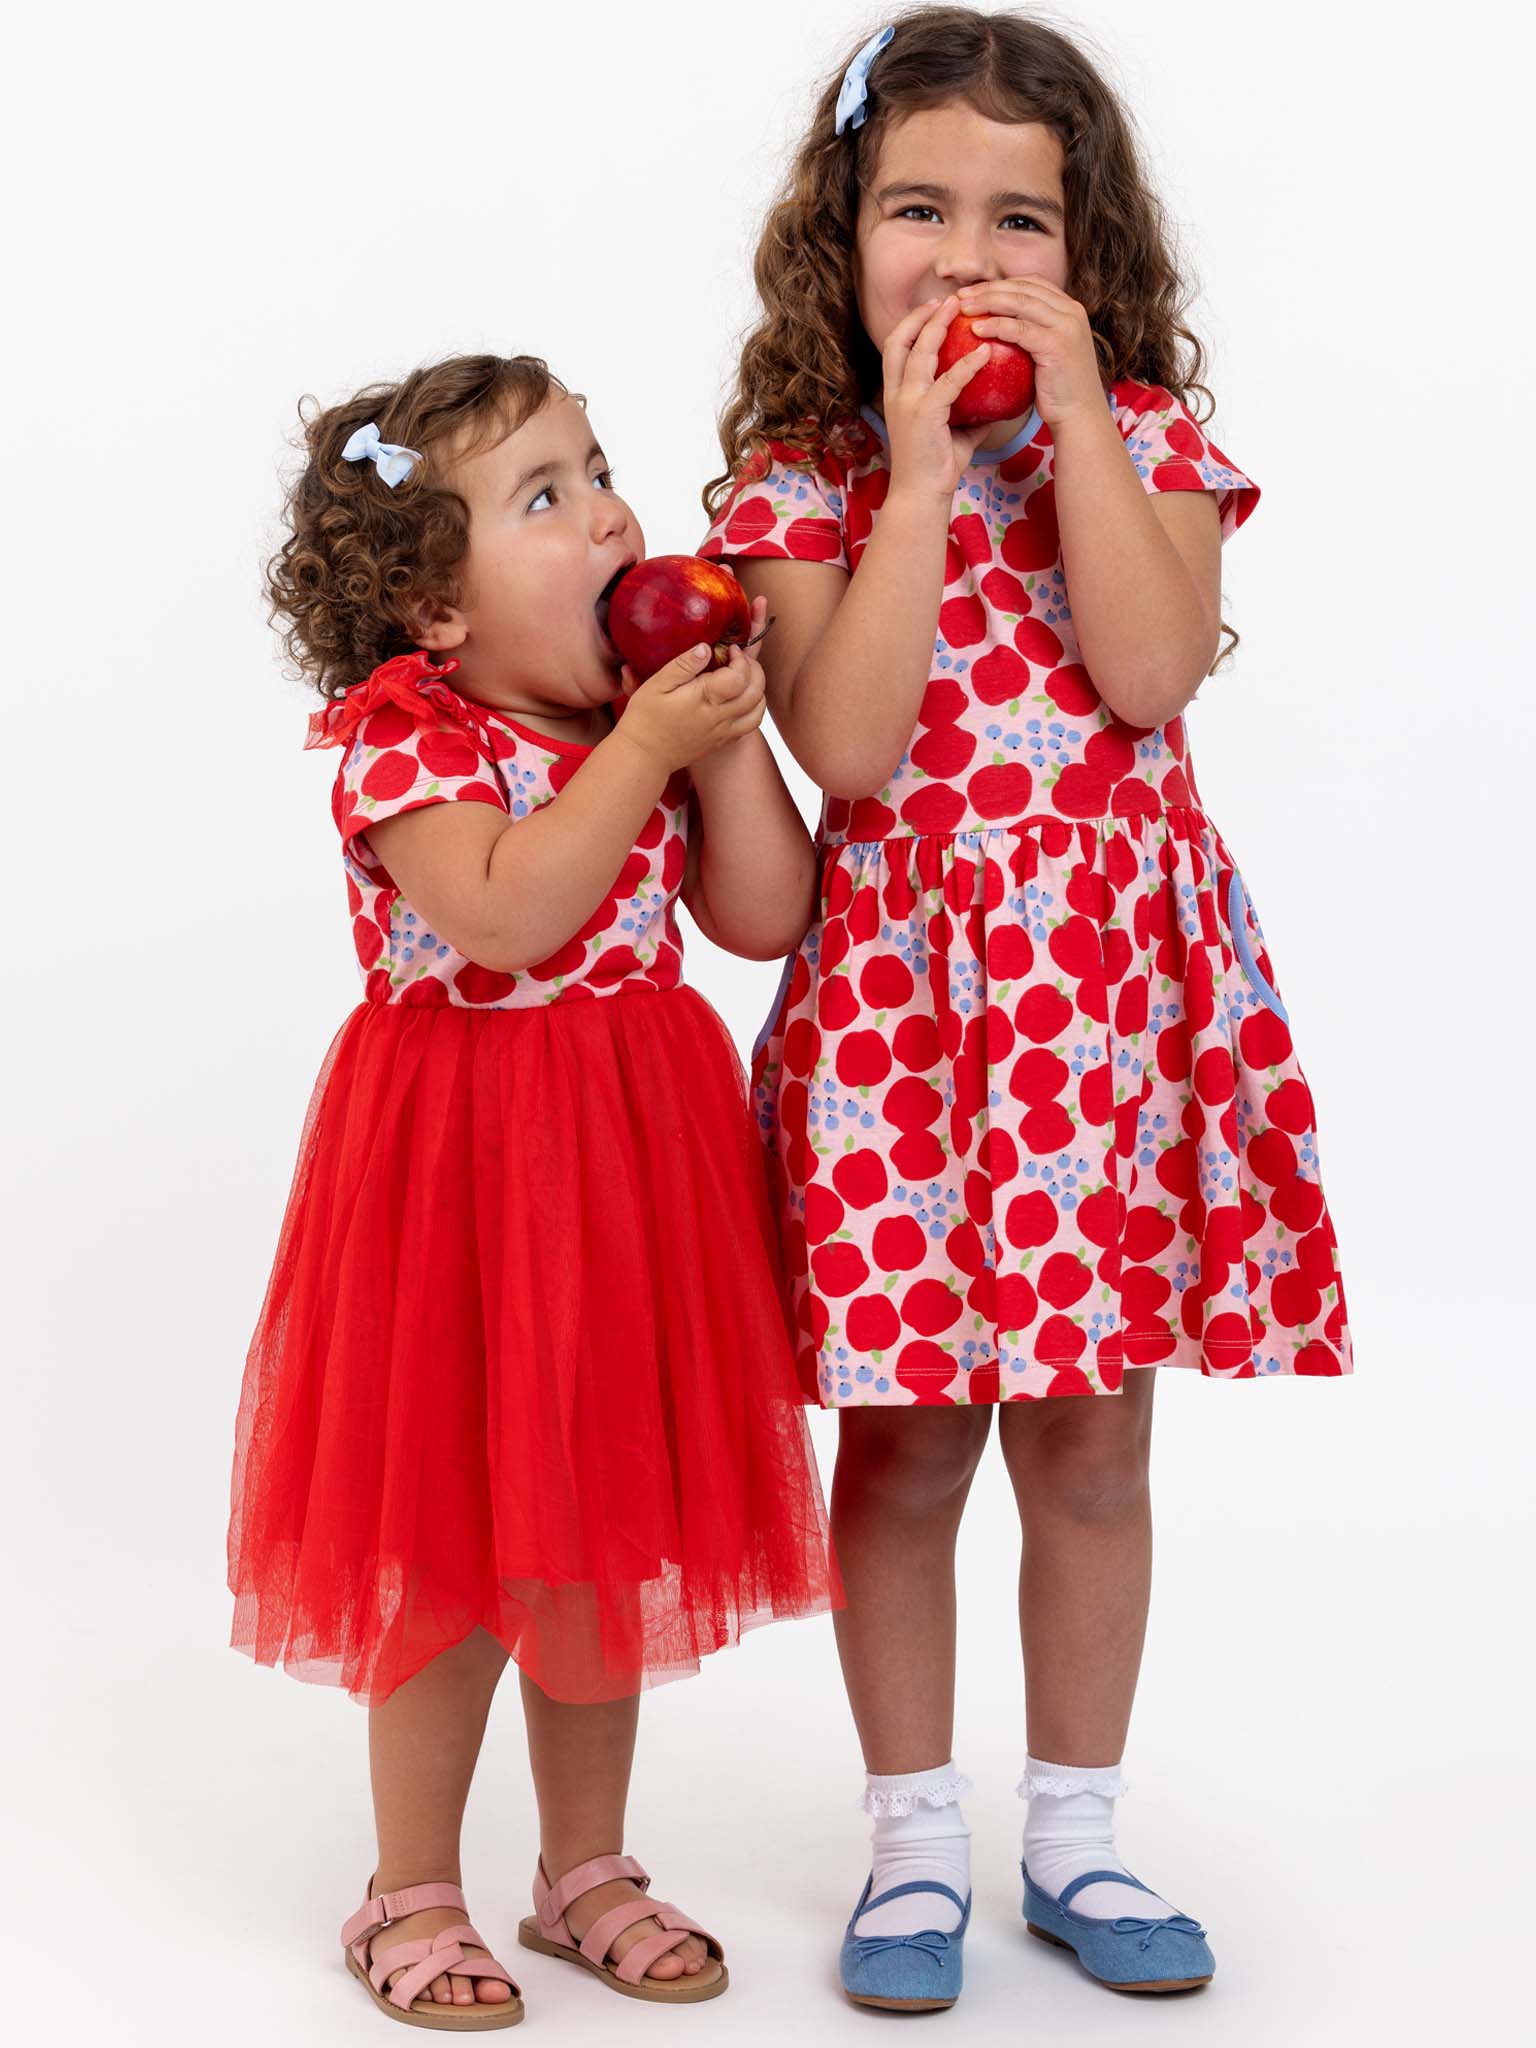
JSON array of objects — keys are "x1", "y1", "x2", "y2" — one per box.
[
  {"x1": 227, "y1": 651, "x2": 837, "y2": 1707},
  {"x1": 698, "y1": 380, "x2": 1352, "y2": 1407}
]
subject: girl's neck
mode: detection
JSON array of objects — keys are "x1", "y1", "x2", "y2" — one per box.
[
  {"x1": 494, "y1": 699, "x2": 615, "y2": 746},
  {"x1": 448, "y1": 665, "x2": 617, "y2": 746}
]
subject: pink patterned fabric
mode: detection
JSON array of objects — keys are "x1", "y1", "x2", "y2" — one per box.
[
  {"x1": 313, "y1": 652, "x2": 690, "y2": 1008},
  {"x1": 698, "y1": 382, "x2": 1351, "y2": 1405}
]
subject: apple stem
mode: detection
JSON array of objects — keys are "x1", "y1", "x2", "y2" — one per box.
[{"x1": 746, "y1": 614, "x2": 776, "y2": 651}]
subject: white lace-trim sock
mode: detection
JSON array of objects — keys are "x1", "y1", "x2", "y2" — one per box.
[
  {"x1": 854, "y1": 1761, "x2": 972, "y2": 1938},
  {"x1": 1019, "y1": 1755, "x2": 1178, "y2": 1921}
]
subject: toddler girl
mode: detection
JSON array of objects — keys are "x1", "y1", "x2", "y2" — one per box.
[{"x1": 228, "y1": 351, "x2": 838, "y2": 2025}]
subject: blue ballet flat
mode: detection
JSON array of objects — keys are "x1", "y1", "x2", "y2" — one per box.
[
  {"x1": 1021, "y1": 1862, "x2": 1214, "y2": 1992},
  {"x1": 840, "y1": 1877, "x2": 971, "y2": 2011}
]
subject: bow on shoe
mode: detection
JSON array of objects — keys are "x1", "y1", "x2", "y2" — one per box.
[
  {"x1": 1109, "y1": 1912, "x2": 1207, "y2": 1952},
  {"x1": 851, "y1": 1927, "x2": 951, "y2": 1966},
  {"x1": 341, "y1": 420, "x2": 422, "y2": 488}
]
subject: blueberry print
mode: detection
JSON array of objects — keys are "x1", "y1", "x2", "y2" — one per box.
[
  {"x1": 313, "y1": 651, "x2": 692, "y2": 1008},
  {"x1": 699, "y1": 380, "x2": 1351, "y2": 1406}
]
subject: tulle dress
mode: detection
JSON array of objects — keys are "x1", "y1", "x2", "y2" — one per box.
[
  {"x1": 227, "y1": 652, "x2": 838, "y2": 1705},
  {"x1": 698, "y1": 381, "x2": 1352, "y2": 1406}
]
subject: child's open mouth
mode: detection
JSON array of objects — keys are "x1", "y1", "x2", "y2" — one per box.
[{"x1": 594, "y1": 558, "x2": 637, "y2": 655}]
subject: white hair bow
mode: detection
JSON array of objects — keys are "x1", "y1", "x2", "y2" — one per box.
[
  {"x1": 341, "y1": 421, "x2": 421, "y2": 489},
  {"x1": 834, "y1": 24, "x2": 894, "y2": 136}
]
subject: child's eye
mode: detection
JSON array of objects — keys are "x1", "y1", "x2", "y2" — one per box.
[
  {"x1": 897, "y1": 205, "x2": 1044, "y2": 233},
  {"x1": 528, "y1": 483, "x2": 555, "y2": 513},
  {"x1": 593, "y1": 468, "x2": 616, "y2": 491}
]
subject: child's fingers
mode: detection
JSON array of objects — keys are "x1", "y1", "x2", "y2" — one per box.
[
  {"x1": 932, "y1": 343, "x2": 990, "y2": 399},
  {"x1": 711, "y1": 642, "x2": 757, "y2": 701},
  {"x1": 967, "y1": 314, "x2": 1037, "y2": 347},
  {"x1": 884, "y1": 295, "x2": 953, "y2": 384},
  {"x1": 649, "y1": 642, "x2": 715, "y2": 691},
  {"x1": 904, "y1": 295, "x2": 963, "y2": 384}
]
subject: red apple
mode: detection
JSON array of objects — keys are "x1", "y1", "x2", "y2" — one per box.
[
  {"x1": 937, "y1": 311, "x2": 1035, "y2": 428},
  {"x1": 604, "y1": 554, "x2": 751, "y2": 674}
]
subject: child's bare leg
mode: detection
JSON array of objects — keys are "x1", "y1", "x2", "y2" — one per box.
[
  {"x1": 520, "y1": 1671, "x2": 717, "y2": 1983},
  {"x1": 830, "y1": 1407, "x2": 993, "y2": 1768},
  {"x1": 366, "y1": 1625, "x2": 513, "y2": 2007},
  {"x1": 998, "y1": 1370, "x2": 1157, "y2": 1761},
  {"x1": 998, "y1": 1372, "x2": 1188, "y2": 1919}
]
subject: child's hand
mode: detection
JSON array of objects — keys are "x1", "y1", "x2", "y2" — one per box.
[
  {"x1": 956, "y1": 278, "x2": 1103, "y2": 429},
  {"x1": 879, "y1": 294, "x2": 991, "y2": 505},
  {"x1": 694, "y1": 596, "x2": 772, "y2": 762},
  {"x1": 616, "y1": 629, "x2": 766, "y2": 774}
]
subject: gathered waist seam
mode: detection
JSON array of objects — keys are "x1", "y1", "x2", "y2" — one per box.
[{"x1": 820, "y1": 801, "x2": 1207, "y2": 848}]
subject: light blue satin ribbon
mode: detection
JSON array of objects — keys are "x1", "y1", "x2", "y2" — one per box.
[
  {"x1": 835, "y1": 24, "x2": 894, "y2": 135},
  {"x1": 341, "y1": 421, "x2": 421, "y2": 489}
]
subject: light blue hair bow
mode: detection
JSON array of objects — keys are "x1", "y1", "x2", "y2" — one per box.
[
  {"x1": 834, "y1": 24, "x2": 894, "y2": 136},
  {"x1": 341, "y1": 421, "x2": 421, "y2": 489}
]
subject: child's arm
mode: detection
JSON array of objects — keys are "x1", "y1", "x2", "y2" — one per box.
[
  {"x1": 682, "y1": 739, "x2": 816, "y2": 960},
  {"x1": 1049, "y1": 416, "x2": 1221, "y2": 727},
  {"x1": 364, "y1": 643, "x2": 757, "y2": 973},
  {"x1": 959, "y1": 276, "x2": 1223, "y2": 728},
  {"x1": 735, "y1": 296, "x2": 992, "y2": 801},
  {"x1": 636, "y1": 596, "x2": 815, "y2": 960}
]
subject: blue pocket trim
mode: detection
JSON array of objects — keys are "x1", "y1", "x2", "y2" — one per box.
[
  {"x1": 1226, "y1": 869, "x2": 1288, "y2": 1024},
  {"x1": 751, "y1": 948, "x2": 799, "y2": 1061}
]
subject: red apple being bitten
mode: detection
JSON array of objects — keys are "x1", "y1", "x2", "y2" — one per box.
[
  {"x1": 937, "y1": 310, "x2": 1035, "y2": 428},
  {"x1": 602, "y1": 555, "x2": 753, "y2": 675}
]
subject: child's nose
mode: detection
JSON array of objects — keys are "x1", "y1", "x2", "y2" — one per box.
[
  {"x1": 591, "y1": 492, "x2": 627, "y2": 541},
  {"x1": 934, "y1": 225, "x2": 996, "y2": 288}
]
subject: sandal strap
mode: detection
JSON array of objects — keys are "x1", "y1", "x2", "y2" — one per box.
[
  {"x1": 579, "y1": 1896, "x2": 671, "y2": 1969},
  {"x1": 373, "y1": 1930, "x2": 517, "y2": 2011},
  {"x1": 340, "y1": 1880, "x2": 467, "y2": 1949},
  {"x1": 612, "y1": 1923, "x2": 693, "y2": 1986},
  {"x1": 538, "y1": 1853, "x2": 649, "y2": 1930}
]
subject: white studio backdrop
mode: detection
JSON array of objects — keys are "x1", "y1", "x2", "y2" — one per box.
[{"x1": 3, "y1": 2, "x2": 1531, "y2": 2041}]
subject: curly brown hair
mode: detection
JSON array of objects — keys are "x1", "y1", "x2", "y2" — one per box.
[
  {"x1": 706, "y1": 5, "x2": 1240, "y2": 668},
  {"x1": 267, "y1": 354, "x2": 564, "y2": 701}
]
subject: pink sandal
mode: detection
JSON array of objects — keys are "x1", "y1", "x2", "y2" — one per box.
[
  {"x1": 341, "y1": 1877, "x2": 524, "y2": 2030},
  {"x1": 516, "y1": 1853, "x2": 727, "y2": 2003}
]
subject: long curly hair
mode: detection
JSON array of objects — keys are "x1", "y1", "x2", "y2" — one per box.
[
  {"x1": 706, "y1": 6, "x2": 1239, "y2": 669},
  {"x1": 267, "y1": 354, "x2": 563, "y2": 701}
]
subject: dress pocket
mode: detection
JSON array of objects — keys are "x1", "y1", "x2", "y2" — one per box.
[
  {"x1": 1224, "y1": 868, "x2": 1289, "y2": 1024},
  {"x1": 752, "y1": 947, "x2": 799, "y2": 1060}
]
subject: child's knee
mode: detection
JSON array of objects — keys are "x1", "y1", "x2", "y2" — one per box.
[
  {"x1": 837, "y1": 1408, "x2": 991, "y2": 1511},
  {"x1": 1008, "y1": 1413, "x2": 1150, "y2": 1524}
]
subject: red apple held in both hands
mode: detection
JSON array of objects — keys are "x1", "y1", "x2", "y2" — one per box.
[
  {"x1": 936, "y1": 311, "x2": 1035, "y2": 429},
  {"x1": 603, "y1": 555, "x2": 754, "y2": 675}
]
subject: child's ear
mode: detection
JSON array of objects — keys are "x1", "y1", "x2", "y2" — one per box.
[{"x1": 414, "y1": 597, "x2": 468, "y2": 653}]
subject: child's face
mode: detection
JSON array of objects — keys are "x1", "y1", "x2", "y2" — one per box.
[
  {"x1": 420, "y1": 392, "x2": 644, "y2": 712},
  {"x1": 854, "y1": 103, "x2": 1070, "y2": 350}
]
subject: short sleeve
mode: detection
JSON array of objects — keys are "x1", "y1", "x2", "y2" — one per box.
[
  {"x1": 698, "y1": 443, "x2": 850, "y2": 568},
  {"x1": 332, "y1": 704, "x2": 507, "y2": 866},
  {"x1": 1114, "y1": 382, "x2": 1260, "y2": 541}
]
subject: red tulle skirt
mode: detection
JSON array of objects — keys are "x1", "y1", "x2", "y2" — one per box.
[{"x1": 227, "y1": 987, "x2": 839, "y2": 1706}]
